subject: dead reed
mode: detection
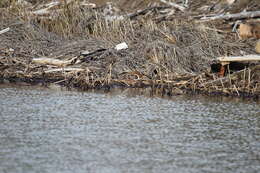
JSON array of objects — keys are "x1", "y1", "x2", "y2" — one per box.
[{"x1": 0, "y1": 0, "x2": 259, "y2": 99}]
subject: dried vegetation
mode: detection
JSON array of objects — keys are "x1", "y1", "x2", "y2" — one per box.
[{"x1": 0, "y1": 0, "x2": 259, "y2": 99}]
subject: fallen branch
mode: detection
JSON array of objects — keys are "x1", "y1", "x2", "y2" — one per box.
[
  {"x1": 200, "y1": 11, "x2": 260, "y2": 21},
  {"x1": 0, "y1": 27, "x2": 10, "y2": 35},
  {"x1": 32, "y1": 57, "x2": 77, "y2": 67},
  {"x1": 218, "y1": 55, "x2": 260, "y2": 63},
  {"x1": 159, "y1": 0, "x2": 186, "y2": 12}
]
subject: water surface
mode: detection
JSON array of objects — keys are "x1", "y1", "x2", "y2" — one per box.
[{"x1": 0, "y1": 85, "x2": 259, "y2": 173}]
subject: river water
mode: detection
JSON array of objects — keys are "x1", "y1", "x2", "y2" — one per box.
[{"x1": 0, "y1": 84, "x2": 259, "y2": 173}]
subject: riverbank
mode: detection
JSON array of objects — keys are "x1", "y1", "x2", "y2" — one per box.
[{"x1": 0, "y1": 0, "x2": 259, "y2": 99}]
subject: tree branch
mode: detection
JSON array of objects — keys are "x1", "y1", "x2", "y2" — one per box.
[{"x1": 200, "y1": 11, "x2": 260, "y2": 21}]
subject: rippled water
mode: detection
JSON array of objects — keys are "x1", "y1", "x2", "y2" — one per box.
[{"x1": 0, "y1": 84, "x2": 259, "y2": 173}]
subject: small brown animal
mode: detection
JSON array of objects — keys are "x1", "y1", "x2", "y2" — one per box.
[{"x1": 238, "y1": 23, "x2": 260, "y2": 39}]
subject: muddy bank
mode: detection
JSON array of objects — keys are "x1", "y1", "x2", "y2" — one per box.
[{"x1": 0, "y1": 0, "x2": 259, "y2": 99}]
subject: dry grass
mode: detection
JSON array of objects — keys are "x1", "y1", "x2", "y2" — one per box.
[{"x1": 0, "y1": 0, "x2": 259, "y2": 98}]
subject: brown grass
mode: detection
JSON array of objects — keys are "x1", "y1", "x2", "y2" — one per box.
[{"x1": 0, "y1": 0, "x2": 259, "y2": 98}]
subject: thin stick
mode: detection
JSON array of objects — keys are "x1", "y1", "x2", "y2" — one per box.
[
  {"x1": 220, "y1": 78, "x2": 224, "y2": 88},
  {"x1": 44, "y1": 67, "x2": 84, "y2": 73},
  {"x1": 227, "y1": 65, "x2": 232, "y2": 86},
  {"x1": 247, "y1": 68, "x2": 251, "y2": 89},
  {"x1": 0, "y1": 27, "x2": 10, "y2": 35},
  {"x1": 108, "y1": 64, "x2": 112, "y2": 84},
  {"x1": 243, "y1": 68, "x2": 246, "y2": 88},
  {"x1": 233, "y1": 85, "x2": 240, "y2": 96}
]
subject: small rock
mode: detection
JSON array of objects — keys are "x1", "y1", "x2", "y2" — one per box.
[
  {"x1": 81, "y1": 50, "x2": 90, "y2": 55},
  {"x1": 115, "y1": 42, "x2": 128, "y2": 51},
  {"x1": 9, "y1": 48, "x2": 14, "y2": 52}
]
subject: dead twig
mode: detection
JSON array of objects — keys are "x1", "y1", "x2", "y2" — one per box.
[{"x1": 0, "y1": 27, "x2": 10, "y2": 35}]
